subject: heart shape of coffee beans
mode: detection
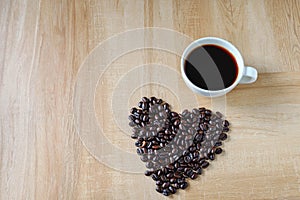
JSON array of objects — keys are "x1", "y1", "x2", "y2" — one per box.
[{"x1": 129, "y1": 97, "x2": 230, "y2": 196}]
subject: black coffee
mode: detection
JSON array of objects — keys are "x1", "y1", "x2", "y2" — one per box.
[{"x1": 184, "y1": 44, "x2": 238, "y2": 90}]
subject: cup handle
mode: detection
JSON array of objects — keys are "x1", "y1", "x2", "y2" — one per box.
[{"x1": 239, "y1": 66, "x2": 258, "y2": 84}]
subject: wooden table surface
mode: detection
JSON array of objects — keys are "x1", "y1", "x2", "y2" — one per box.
[{"x1": 1, "y1": 0, "x2": 300, "y2": 199}]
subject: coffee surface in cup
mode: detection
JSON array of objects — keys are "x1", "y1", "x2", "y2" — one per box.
[{"x1": 184, "y1": 44, "x2": 238, "y2": 90}]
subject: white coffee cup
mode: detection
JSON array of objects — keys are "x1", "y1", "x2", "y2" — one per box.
[{"x1": 181, "y1": 37, "x2": 258, "y2": 97}]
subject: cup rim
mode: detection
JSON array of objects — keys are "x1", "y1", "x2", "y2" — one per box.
[{"x1": 181, "y1": 37, "x2": 244, "y2": 95}]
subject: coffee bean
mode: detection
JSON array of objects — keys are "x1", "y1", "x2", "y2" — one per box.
[
  {"x1": 146, "y1": 162, "x2": 153, "y2": 168},
  {"x1": 162, "y1": 189, "x2": 170, "y2": 196},
  {"x1": 163, "y1": 103, "x2": 170, "y2": 110},
  {"x1": 135, "y1": 140, "x2": 142, "y2": 147},
  {"x1": 166, "y1": 164, "x2": 174, "y2": 170},
  {"x1": 208, "y1": 153, "x2": 215, "y2": 161},
  {"x1": 173, "y1": 183, "x2": 179, "y2": 189},
  {"x1": 136, "y1": 148, "x2": 143, "y2": 155},
  {"x1": 223, "y1": 126, "x2": 230, "y2": 132},
  {"x1": 195, "y1": 168, "x2": 202, "y2": 175},
  {"x1": 177, "y1": 177, "x2": 185, "y2": 184},
  {"x1": 190, "y1": 173, "x2": 198, "y2": 179},
  {"x1": 162, "y1": 182, "x2": 170, "y2": 189},
  {"x1": 216, "y1": 111, "x2": 223, "y2": 118},
  {"x1": 140, "y1": 156, "x2": 148, "y2": 162},
  {"x1": 192, "y1": 108, "x2": 200, "y2": 115},
  {"x1": 223, "y1": 120, "x2": 230, "y2": 127},
  {"x1": 184, "y1": 156, "x2": 192, "y2": 163},
  {"x1": 219, "y1": 133, "x2": 228, "y2": 141},
  {"x1": 142, "y1": 97, "x2": 149, "y2": 103},
  {"x1": 144, "y1": 170, "x2": 153, "y2": 176},
  {"x1": 189, "y1": 146, "x2": 196, "y2": 152},
  {"x1": 152, "y1": 174, "x2": 159, "y2": 181},
  {"x1": 182, "y1": 109, "x2": 188, "y2": 116},
  {"x1": 166, "y1": 173, "x2": 174, "y2": 178},
  {"x1": 180, "y1": 182, "x2": 188, "y2": 189},
  {"x1": 201, "y1": 161, "x2": 209, "y2": 169},
  {"x1": 154, "y1": 188, "x2": 162, "y2": 195},
  {"x1": 168, "y1": 186, "x2": 176, "y2": 194},
  {"x1": 215, "y1": 141, "x2": 222, "y2": 147},
  {"x1": 215, "y1": 148, "x2": 223, "y2": 154},
  {"x1": 185, "y1": 169, "x2": 193, "y2": 177},
  {"x1": 130, "y1": 107, "x2": 137, "y2": 114},
  {"x1": 156, "y1": 180, "x2": 163, "y2": 186}
]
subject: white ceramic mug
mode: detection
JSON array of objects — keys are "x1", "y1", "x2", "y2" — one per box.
[{"x1": 181, "y1": 37, "x2": 258, "y2": 97}]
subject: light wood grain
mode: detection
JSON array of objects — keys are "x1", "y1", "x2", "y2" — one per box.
[{"x1": 1, "y1": 0, "x2": 300, "y2": 199}]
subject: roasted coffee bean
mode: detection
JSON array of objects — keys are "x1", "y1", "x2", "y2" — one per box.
[
  {"x1": 195, "y1": 168, "x2": 202, "y2": 175},
  {"x1": 144, "y1": 170, "x2": 153, "y2": 176},
  {"x1": 177, "y1": 177, "x2": 185, "y2": 184},
  {"x1": 128, "y1": 121, "x2": 135, "y2": 127},
  {"x1": 208, "y1": 153, "x2": 215, "y2": 161},
  {"x1": 163, "y1": 103, "x2": 170, "y2": 110},
  {"x1": 131, "y1": 133, "x2": 138, "y2": 139},
  {"x1": 138, "y1": 101, "x2": 143, "y2": 108},
  {"x1": 160, "y1": 175, "x2": 167, "y2": 182},
  {"x1": 216, "y1": 111, "x2": 223, "y2": 118},
  {"x1": 174, "y1": 172, "x2": 181, "y2": 178},
  {"x1": 142, "y1": 97, "x2": 149, "y2": 103},
  {"x1": 215, "y1": 148, "x2": 223, "y2": 154},
  {"x1": 156, "y1": 187, "x2": 163, "y2": 193},
  {"x1": 170, "y1": 178, "x2": 176, "y2": 183},
  {"x1": 223, "y1": 126, "x2": 230, "y2": 132},
  {"x1": 177, "y1": 167, "x2": 184, "y2": 173},
  {"x1": 166, "y1": 173, "x2": 174, "y2": 178},
  {"x1": 192, "y1": 108, "x2": 200, "y2": 115},
  {"x1": 130, "y1": 107, "x2": 138, "y2": 114},
  {"x1": 162, "y1": 182, "x2": 170, "y2": 189},
  {"x1": 223, "y1": 120, "x2": 230, "y2": 127},
  {"x1": 156, "y1": 180, "x2": 163, "y2": 186},
  {"x1": 168, "y1": 186, "x2": 176, "y2": 194},
  {"x1": 181, "y1": 109, "x2": 188, "y2": 116},
  {"x1": 128, "y1": 115, "x2": 135, "y2": 121},
  {"x1": 140, "y1": 156, "x2": 148, "y2": 162},
  {"x1": 189, "y1": 146, "x2": 196, "y2": 152},
  {"x1": 157, "y1": 99, "x2": 163, "y2": 104},
  {"x1": 219, "y1": 133, "x2": 228, "y2": 141},
  {"x1": 162, "y1": 189, "x2": 170, "y2": 196},
  {"x1": 215, "y1": 141, "x2": 222, "y2": 147},
  {"x1": 135, "y1": 140, "x2": 142, "y2": 147},
  {"x1": 190, "y1": 173, "x2": 198, "y2": 180},
  {"x1": 185, "y1": 169, "x2": 193, "y2": 177},
  {"x1": 136, "y1": 148, "x2": 143, "y2": 155},
  {"x1": 201, "y1": 161, "x2": 209, "y2": 169},
  {"x1": 184, "y1": 156, "x2": 192, "y2": 163},
  {"x1": 146, "y1": 162, "x2": 153, "y2": 168},
  {"x1": 152, "y1": 174, "x2": 159, "y2": 181},
  {"x1": 173, "y1": 183, "x2": 180, "y2": 189},
  {"x1": 180, "y1": 182, "x2": 188, "y2": 189},
  {"x1": 157, "y1": 170, "x2": 163, "y2": 176}
]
